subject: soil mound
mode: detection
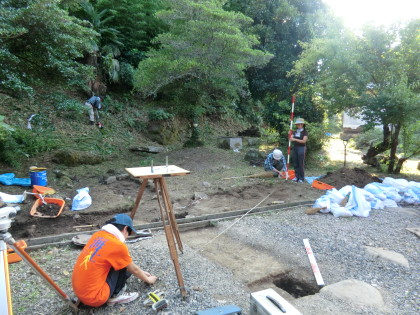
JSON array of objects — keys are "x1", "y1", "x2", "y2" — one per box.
[{"x1": 319, "y1": 168, "x2": 381, "y2": 189}]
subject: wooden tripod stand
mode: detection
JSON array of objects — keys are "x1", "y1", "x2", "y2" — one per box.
[{"x1": 125, "y1": 165, "x2": 190, "y2": 298}]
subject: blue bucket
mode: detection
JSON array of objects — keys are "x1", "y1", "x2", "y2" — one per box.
[{"x1": 30, "y1": 168, "x2": 48, "y2": 186}]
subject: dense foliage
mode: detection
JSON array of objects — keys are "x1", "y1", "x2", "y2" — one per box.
[
  {"x1": 133, "y1": 0, "x2": 273, "y2": 122},
  {"x1": 0, "y1": 0, "x2": 96, "y2": 97},
  {"x1": 290, "y1": 20, "x2": 420, "y2": 173},
  {"x1": 0, "y1": 0, "x2": 418, "y2": 172}
]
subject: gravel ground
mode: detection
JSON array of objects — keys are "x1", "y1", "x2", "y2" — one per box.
[{"x1": 8, "y1": 204, "x2": 420, "y2": 314}]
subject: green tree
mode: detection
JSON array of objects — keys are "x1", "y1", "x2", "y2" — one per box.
[
  {"x1": 224, "y1": 0, "x2": 330, "y2": 134},
  {"x1": 0, "y1": 0, "x2": 96, "y2": 97},
  {"x1": 290, "y1": 21, "x2": 420, "y2": 173},
  {"x1": 133, "y1": 0, "x2": 272, "y2": 127}
]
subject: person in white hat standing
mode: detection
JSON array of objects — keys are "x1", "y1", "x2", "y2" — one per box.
[
  {"x1": 264, "y1": 149, "x2": 288, "y2": 178},
  {"x1": 290, "y1": 118, "x2": 308, "y2": 183}
]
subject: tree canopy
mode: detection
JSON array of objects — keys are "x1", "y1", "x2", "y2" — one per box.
[
  {"x1": 133, "y1": 0, "x2": 273, "y2": 121},
  {"x1": 290, "y1": 20, "x2": 420, "y2": 172},
  {"x1": 0, "y1": 0, "x2": 96, "y2": 97}
]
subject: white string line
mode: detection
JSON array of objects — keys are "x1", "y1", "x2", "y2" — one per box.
[{"x1": 199, "y1": 190, "x2": 275, "y2": 252}]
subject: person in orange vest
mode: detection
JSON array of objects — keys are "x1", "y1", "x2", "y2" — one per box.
[{"x1": 72, "y1": 214, "x2": 157, "y2": 307}]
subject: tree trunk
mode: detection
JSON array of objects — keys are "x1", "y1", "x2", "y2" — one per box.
[
  {"x1": 388, "y1": 124, "x2": 401, "y2": 173},
  {"x1": 362, "y1": 125, "x2": 391, "y2": 166},
  {"x1": 394, "y1": 157, "x2": 408, "y2": 174}
]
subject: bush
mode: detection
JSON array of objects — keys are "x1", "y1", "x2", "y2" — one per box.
[
  {"x1": 353, "y1": 128, "x2": 383, "y2": 150},
  {"x1": 42, "y1": 92, "x2": 84, "y2": 119},
  {"x1": 0, "y1": 126, "x2": 60, "y2": 166},
  {"x1": 147, "y1": 108, "x2": 174, "y2": 121}
]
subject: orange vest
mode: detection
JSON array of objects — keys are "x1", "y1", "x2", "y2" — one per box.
[{"x1": 72, "y1": 230, "x2": 132, "y2": 306}]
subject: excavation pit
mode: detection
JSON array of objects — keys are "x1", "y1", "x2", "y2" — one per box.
[{"x1": 273, "y1": 273, "x2": 320, "y2": 298}]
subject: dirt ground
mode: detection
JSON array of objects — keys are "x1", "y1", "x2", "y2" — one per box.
[{"x1": 1, "y1": 141, "x2": 391, "y2": 240}]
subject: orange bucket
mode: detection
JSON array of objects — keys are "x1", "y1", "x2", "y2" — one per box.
[
  {"x1": 30, "y1": 197, "x2": 65, "y2": 218},
  {"x1": 312, "y1": 180, "x2": 335, "y2": 190},
  {"x1": 32, "y1": 185, "x2": 56, "y2": 199},
  {"x1": 281, "y1": 170, "x2": 296, "y2": 180},
  {"x1": 7, "y1": 240, "x2": 27, "y2": 264}
]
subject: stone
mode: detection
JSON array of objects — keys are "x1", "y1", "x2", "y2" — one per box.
[
  {"x1": 217, "y1": 137, "x2": 243, "y2": 150},
  {"x1": 129, "y1": 146, "x2": 166, "y2": 153},
  {"x1": 406, "y1": 227, "x2": 420, "y2": 238},
  {"x1": 321, "y1": 279, "x2": 384, "y2": 308},
  {"x1": 193, "y1": 192, "x2": 209, "y2": 200},
  {"x1": 364, "y1": 246, "x2": 410, "y2": 268},
  {"x1": 105, "y1": 176, "x2": 117, "y2": 185},
  {"x1": 202, "y1": 181, "x2": 211, "y2": 187},
  {"x1": 244, "y1": 149, "x2": 261, "y2": 161},
  {"x1": 116, "y1": 173, "x2": 130, "y2": 180}
]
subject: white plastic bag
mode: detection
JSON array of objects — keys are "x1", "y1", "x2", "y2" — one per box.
[
  {"x1": 330, "y1": 203, "x2": 353, "y2": 217},
  {"x1": 326, "y1": 188, "x2": 345, "y2": 204},
  {"x1": 382, "y1": 177, "x2": 409, "y2": 191},
  {"x1": 0, "y1": 192, "x2": 25, "y2": 203},
  {"x1": 383, "y1": 199, "x2": 398, "y2": 208},
  {"x1": 71, "y1": 187, "x2": 92, "y2": 211},
  {"x1": 345, "y1": 185, "x2": 371, "y2": 217},
  {"x1": 364, "y1": 183, "x2": 387, "y2": 201},
  {"x1": 313, "y1": 195, "x2": 331, "y2": 212}
]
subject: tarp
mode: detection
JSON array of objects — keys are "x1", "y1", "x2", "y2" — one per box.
[{"x1": 0, "y1": 173, "x2": 31, "y2": 187}]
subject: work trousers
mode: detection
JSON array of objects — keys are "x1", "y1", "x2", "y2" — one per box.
[
  {"x1": 84, "y1": 102, "x2": 99, "y2": 122},
  {"x1": 292, "y1": 146, "x2": 306, "y2": 181},
  {"x1": 106, "y1": 267, "x2": 132, "y2": 298}
]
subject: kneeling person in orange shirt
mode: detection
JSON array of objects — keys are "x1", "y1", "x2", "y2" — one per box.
[{"x1": 72, "y1": 214, "x2": 157, "y2": 307}]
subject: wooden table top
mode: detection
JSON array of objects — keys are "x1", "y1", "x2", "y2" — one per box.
[{"x1": 125, "y1": 165, "x2": 190, "y2": 179}]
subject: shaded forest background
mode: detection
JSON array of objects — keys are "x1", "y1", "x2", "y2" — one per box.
[{"x1": 0, "y1": 0, "x2": 419, "y2": 173}]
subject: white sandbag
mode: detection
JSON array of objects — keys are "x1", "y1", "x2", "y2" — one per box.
[
  {"x1": 326, "y1": 188, "x2": 345, "y2": 204},
  {"x1": 403, "y1": 189, "x2": 419, "y2": 204},
  {"x1": 382, "y1": 199, "x2": 398, "y2": 208},
  {"x1": 313, "y1": 195, "x2": 331, "y2": 211},
  {"x1": 408, "y1": 181, "x2": 420, "y2": 196},
  {"x1": 71, "y1": 187, "x2": 92, "y2": 211},
  {"x1": 382, "y1": 177, "x2": 409, "y2": 191},
  {"x1": 338, "y1": 185, "x2": 352, "y2": 196},
  {"x1": 364, "y1": 183, "x2": 387, "y2": 201},
  {"x1": 371, "y1": 199, "x2": 385, "y2": 210},
  {"x1": 345, "y1": 185, "x2": 371, "y2": 217},
  {"x1": 330, "y1": 203, "x2": 353, "y2": 217}
]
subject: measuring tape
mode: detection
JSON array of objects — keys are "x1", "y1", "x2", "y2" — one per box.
[{"x1": 303, "y1": 239, "x2": 325, "y2": 286}]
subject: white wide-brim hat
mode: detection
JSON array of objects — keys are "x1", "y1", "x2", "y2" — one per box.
[{"x1": 294, "y1": 118, "x2": 306, "y2": 124}]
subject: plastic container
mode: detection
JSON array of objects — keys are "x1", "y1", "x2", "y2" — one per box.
[
  {"x1": 30, "y1": 197, "x2": 65, "y2": 218},
  {"x1": 7, "y1": 240, "x2": 27, "y2": 264},
  {"x1": 30, "y1": 167, "x2": 47, "y2": 186},
  {"x1": 281, "y1": 170, "x2": 296, "y2": 180},
  {"x1": 32, "y1": 185, "x2": 56, "y2": 199},
  {"x1": 312, "y1": 180, "x2": 335, "y2": 190}
]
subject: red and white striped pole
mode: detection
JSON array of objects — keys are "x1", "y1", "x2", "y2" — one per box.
[{"x1": 287, "y1": 95, "x2": 296, "y2": 168}]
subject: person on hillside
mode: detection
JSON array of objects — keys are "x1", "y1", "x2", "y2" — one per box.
[
  {"x1": 72, "y1": 214, "x2": 157, "y2": 307},
  {"x1": 290, "y1": 118, "x2": 308, "y2": 183},
  {"x1": 84, "y1": 95, "x2": 103, "y2": 125},
  {"x1": 264, "y1": 149, "x2": 288, "y2": 178}
]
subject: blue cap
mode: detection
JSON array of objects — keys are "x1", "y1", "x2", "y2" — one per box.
[{"x1": 110, "y1": 214, "x2": 137, "y2": 235}]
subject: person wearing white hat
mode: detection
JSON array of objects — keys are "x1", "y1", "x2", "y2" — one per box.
[
  {"x1": 264, "y1": 149, "x2": 288, "y2": 178},
  {"x1": 290, "y1": 118, "x2": 308, "y2": 183}
]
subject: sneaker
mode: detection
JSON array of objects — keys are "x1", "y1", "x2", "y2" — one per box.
[
  {"x1": 107, "y1": 292, "x2": 139, "y2": 306},
  {"x1": 89, "y1": 120, "x2": 95, "y2": 125},
  {"x1": 292, "y1": 177, "x2": 298, "y2": 182},
  {"x1": 298, "y1": 179, "x2": 304, "y2": 183}
]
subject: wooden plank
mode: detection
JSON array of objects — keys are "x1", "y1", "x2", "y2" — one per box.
[{"x1": 125, "y1": 165, "x2": 190, "y2": 178}]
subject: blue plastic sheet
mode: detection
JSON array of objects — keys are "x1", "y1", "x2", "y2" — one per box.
[{"x1": 0, "y1": 173, "x2": 31, "y2": 187}]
